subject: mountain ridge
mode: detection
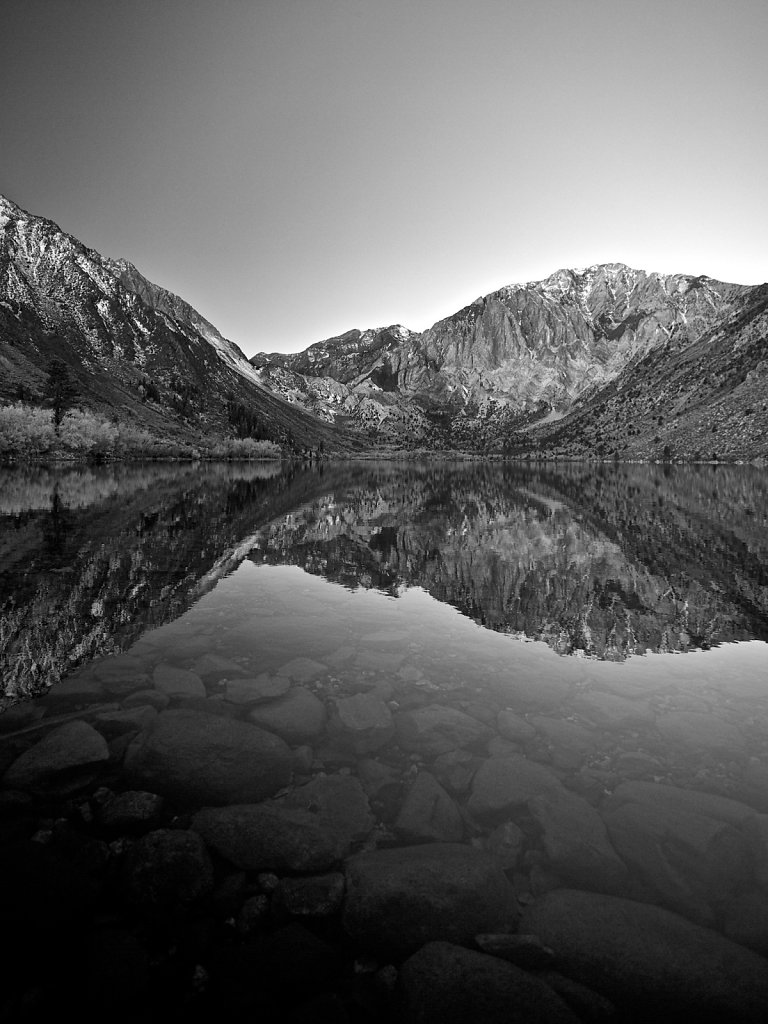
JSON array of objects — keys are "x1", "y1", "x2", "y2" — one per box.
[{"x1": 2, "y1": 192, "x2": 766, "y2": 460}]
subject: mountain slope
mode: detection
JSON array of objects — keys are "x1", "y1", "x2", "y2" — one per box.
[
  {"x1": 251, "y1": 264, "x2": 767, "y2": 458},
  {"x1": 0, "y1": 193, "x2": 361, "y2": 453}
]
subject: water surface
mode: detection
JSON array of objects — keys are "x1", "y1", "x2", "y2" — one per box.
[{"x1": 2, "y1": 459, "x2": 768, "y2": 939}]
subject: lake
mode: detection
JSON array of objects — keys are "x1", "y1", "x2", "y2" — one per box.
[{"x1": 2, "y1": 459, "x2": 768, "y2": 1020}]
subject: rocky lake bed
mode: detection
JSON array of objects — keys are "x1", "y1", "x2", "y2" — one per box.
[{"x1": 3, "y1": 631, "x2": 768, "y2": 1024}]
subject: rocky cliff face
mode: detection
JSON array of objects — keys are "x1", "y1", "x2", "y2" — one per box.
[
  {"x1": 251, "y1": 264, "x2": 766, "y2": 457},
  {"x1": 2, "y1": 192, "x2": 765, "y2": 459},
  {"x1": 0, "y1": 193, "x2": 357, "y2": 451}
]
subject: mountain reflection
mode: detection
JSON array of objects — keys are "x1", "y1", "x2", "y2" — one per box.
[{"x1": 3, "y1": 460, "x2": 768, "y2": 700}]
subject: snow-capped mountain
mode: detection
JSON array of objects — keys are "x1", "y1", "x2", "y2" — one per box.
[
  {"x1": 251, "y1": 263, "x2": 768, "y2": 459},
  {"x1": 0, "y1": 193, "x2": 353, "y2": 451}
]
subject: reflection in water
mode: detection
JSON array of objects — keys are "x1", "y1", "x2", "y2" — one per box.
[
  {"x1": 3, "y1": 459, "x2": 768, "y2": 1019},
  {"x1": 2, "y1": 460, "x2": 768, "y2": 700}
]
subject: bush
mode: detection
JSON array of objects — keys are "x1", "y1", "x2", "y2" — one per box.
[{"x1": 0, "y1": 401, "x2": 282, "y2": 463}]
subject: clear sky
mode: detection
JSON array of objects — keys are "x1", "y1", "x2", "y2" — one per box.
[{"x1": 2, "y1": 0, "x2": 767, "y2": 355}]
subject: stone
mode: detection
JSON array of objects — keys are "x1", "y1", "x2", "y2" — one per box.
[
  {"x1": 193, "y1": 805, "x2": 336, "y2": 872},
  {"x1": 467, "y1": 755, "x2": 563, "y2": 822},
  {"x1": 656, "y1": 710, "x2": 745, "y2": 758},
  {"x1": 279, "y1": 775, "x2": 375, "y2": 849},
  {"x1": 572, "y1": 691, "x2": 654, "y2": 729},
  {"x1": 530, "y1": 716, "x2": 599, "y2": 771},
  {"x1": 94, "y1": 655, "x2": 151, "y2": 695},
  {"x1": 2, "y1": 720, "x2": 109, "y2": 796},
  {"x1": 93, "y1": 789, "x2": 165, "y2": 833},
  {"x1": 395, "y1": 941, "x2": 579, "y2": 1024},
  {"x1": 152, "y1": 663, "x2": 205, "y2": 697},
  {"x1": 529, "y1": 789, "x2": 627, "y2": 895},
  {"x1": 236, "y1": 894, "x2": 270, "y2": 934},
  {"x1": 193, "y1": 776, "x2": 373, "y2": 872},
  {"x1": 122, "y1": 689, "x2": 171, "y2": 711},
  {"x1": 496, "y1": 709, "x2": 536, "y2": 743},
  {"x1": 394, "y1": 771, "x2": 464, "y2": 844},
  {"x1": 193, "y1": 652, "x2": 250, "y2": 681},
  {"x1": 602, "y1": 781, "x2": 755, "y2": 924},
  {"x1": 276, "y1": 657, "x2": 328, "y2": 683},
  {"x1": 395, "y1": 704, "x2": 493, "y2": 757},
  {"x1": 431, "y1": 749, "x2": 477, "y2": 794},
  {"x1": 484, "y1": 820, "x2": 526, "y2": 870},
  {"x1": 223, "y1": 674, "x2": 291, "y2": 704},
  {"x1": 343, "y1": 843, "x2": 520, "y2": 956},
  {"x1": 121, "y1": 828, "x2": 214, "y2": 911},
  {"x1": 123, "y1": 709, "x2": 293, "y2": 806},
  {"x1": 329, "y1": 692, "x2": 395, "y2": 753},
  {"x1": 520, "y1": 888, "x2": 768, "y2": 1024},
  {"x1": 273, "y1": 873, "x2": 345, "y2": 917},
  {"x1": 92, "y1": 705, "x2": 157, "y2": 740},
  {"x1": 247, "y1": 687, "x2": 327, "y2": 744}
]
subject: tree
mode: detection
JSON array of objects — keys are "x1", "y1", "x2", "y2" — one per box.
[{"x1": 45, "y1": 358, "x2": 78, "y2": 434}]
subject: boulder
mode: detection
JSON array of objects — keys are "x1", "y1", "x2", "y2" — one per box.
[
  {"x1": 275, "y1": 657, "x2": 328, "y2": 683},
  {"x1": 247, "y1": 687, "x2": 327, "y2": 744},
  {"x1": 223, "y1": 674, "x2": 291, "y2": 704},
  {"x1": 530, "y1": 716, "x2": 599, "y2": 771},
  {"x1": 328, "y1": 692, "x2": 394, "y2": 753},
  {"x1": 395, "y1": 941, "x2": 579, "y2": 1024},
  {"x1": 529, "y1": 790, "x2": 627, "y2": 895},
  {"x1": 395, "y1": 704, "x2": 493, "y2": 757},
  {"x1": 572, "y1": 690, "x2": 654, "y2": 729},
  {"x1": 496, "y1": 710, "x2": 536, "y2": 743},
  {"x1": 655, "y1": 710, "x2": 745, "y2": 758},
  {"x1": 193, "y1": 803, "x2": 338, "y2": 872},
  {"x1": 123, "y1": 709, "x2": 293, "y2": 805},
  {"x1": 93, "y1": 789, "x2": 165, "y2": 833},
  {"x1": 2, "y1": 719, "x2": 109, "y2": 796},
  {"x1": 343, "y1": 843, "x2": 520, "y2": 956},
  {"x1": 273, "y1": 873, "x2": 345, "y2": 917},
  {"x1": 601, "y1": 781, "x2": 755, "y2": 924},
  {"x1": 193, "y1": 775, "x2": 374, "y2": 872},
  {"x1": 467, "y1": 755, "x2": 563, "y2": 821},
  {"x1": 520, "y1": 888, "x2": 768, "y2": 1023},
  {"x1": 152, "y1": 664, "x2": 205, "y2": 697},
  {"x1": 394, "y1": 771, "x2": 464, "y2": 844},
  {"x1": 94, "y1": 655, "x2": 151, "y2": 695}
]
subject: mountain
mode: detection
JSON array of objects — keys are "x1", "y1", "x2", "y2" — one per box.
[
  {"x1": 0, "y1": 193, "x2": 361, "y2": 454},
  {"x1": 2, "y1": 191, "x2": 766, "y2": 461},
  {"x1": 252, "y1": 264, "x2": 768, "y2": 460}
]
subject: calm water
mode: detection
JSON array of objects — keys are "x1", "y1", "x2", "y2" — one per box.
[{"x1": 2, "y1": 459, "x2": 768, "y2": 936}]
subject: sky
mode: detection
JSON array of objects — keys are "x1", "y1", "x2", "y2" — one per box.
[{"x1": 2, "y1": 0, "x2": 767, "y2": 356}]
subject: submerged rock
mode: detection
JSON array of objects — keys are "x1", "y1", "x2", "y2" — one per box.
[
  {"x1": 192, "y1": 775, "x2": 374, "y2": 872},
  {"x1": 395, "y1": 941, "x2": 579, "y2": 1024},
  {"x1": 343, "y1": 842, "x2": 520, "y2": 956},
  {"x1": 152, "y1": 663, "x2": 205, "y2": 697},
  {"x1": 520, "y1": 888, "x2": 768, "y2": 1023},
  {"x1": 393, "y1": 771, "x2": 464, "y2": 844},
  {"x1": 2, "y1": 719, "x2": 109, "y2": 796},
  {"x1": 247, "y1": 686, "x2": 327, "y2": 744},
  {"x1": 395, "y1": 704, "x2": 493, "y2": 757},
  {"x1": 328, "y1": 692, "x2": 395, "y2": 753},
  {"x1": 123, "y1": 709, "x2": 293, "y2": 805},
  {"x1": 601, "y1": 781, "x2": 756, "y2": 924}
]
